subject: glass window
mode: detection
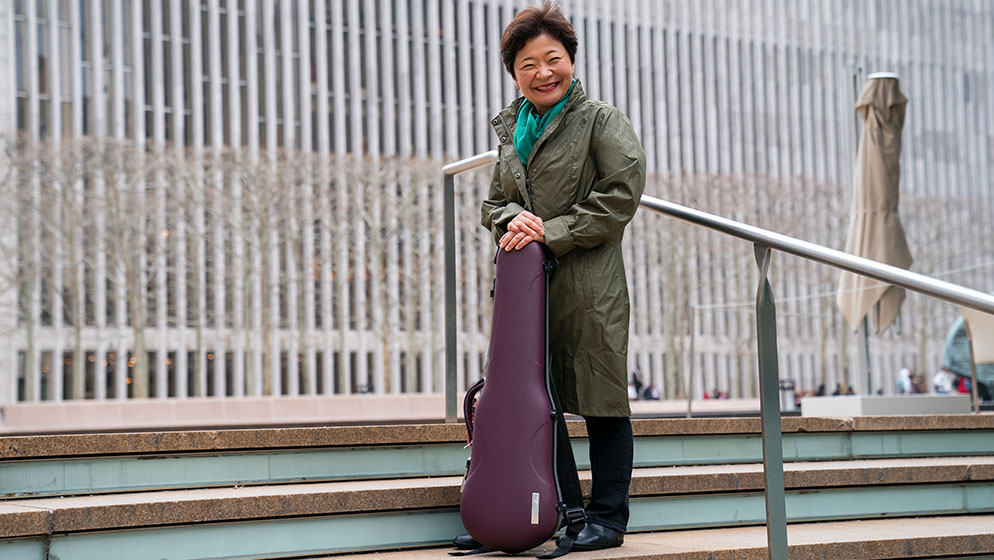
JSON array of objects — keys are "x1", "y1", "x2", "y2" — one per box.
[
  {"x1": 61, "y1": 101, "x2": 72, "y2": 138},
  {"x1": 122, "y1": 0, "x2": 132, "y2": 65},
  {"x1": 81, "y1": 67, "x2": 90, "y2": 134},
  {"x1": 60, "y1": 26, "x2": 71, "y2": 101},
  {"x1": 16, "y1": 96, "x2": 27, "y2": 132},
  {"x1": 103, "y1": 0, "x2": 112, "y2": 59},
  {"x1": 80, "y1": 0, "x2": 89, "y2": 62},
  {"x1": 39, "y1": 97, "x2": 49, "y2": 137},
  {"x1": 123, "y1": 75, "x2": 132, "y2": 137},
  {"x1": 38, "y1": 24, "x2": 49, "y2": 96},
  {"x1": 15, "y1": 20, "x2": 25, "y2": 94}
]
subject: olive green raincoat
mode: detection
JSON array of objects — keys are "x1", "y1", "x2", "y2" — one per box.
[{"x1": 481, "y1": 80, "x2": 646, "y2": 417}]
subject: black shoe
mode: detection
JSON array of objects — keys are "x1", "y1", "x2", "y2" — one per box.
[
  {"x1": 452, "y1": 534, "x2": 482, "y2": 550},
  {"x1": 570, "y1": 523, "x2": 624, "y2": 551}
]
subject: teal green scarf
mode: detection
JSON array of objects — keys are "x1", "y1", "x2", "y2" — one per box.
[{"x1": 513, "y1": 80, "x2": 576, "y2": 166}]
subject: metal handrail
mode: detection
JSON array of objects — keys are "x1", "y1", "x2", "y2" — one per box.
[
  {"x1": 442, "y1": 152, "x2": 994, "y2": 560},
  {"x1": 639, "y1": 195, "x2": 994, "y2": 314},
  {"x1": 442, "y1": 150, "x2": 498, "y2": 176}
]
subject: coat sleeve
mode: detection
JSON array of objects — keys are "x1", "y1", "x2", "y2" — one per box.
[
  {"x1": 542, "y1": 107, "x2": 646, "y2": 257},
  {"x1": 480, "y1": 149, "x2": 527, "y2": 246}
]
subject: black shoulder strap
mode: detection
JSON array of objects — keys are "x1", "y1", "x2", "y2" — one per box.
[
  {"x1": 538, "y1": 250, "x2": 585, "y2": 560},
  {"x1": 538, "y1": 396, "x2": 585, "y2": 559},
  {"x1": 448, "y1": 546, "x2": 494, "y2": 557}
]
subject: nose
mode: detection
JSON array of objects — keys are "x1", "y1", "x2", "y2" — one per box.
[{"x1": 536, "y1": 64, "x2": 553, "y2": 79}]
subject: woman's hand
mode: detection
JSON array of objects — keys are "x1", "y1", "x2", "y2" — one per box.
[{"x1": 499, "y1": 211, "x2": 545, "y2": 251}]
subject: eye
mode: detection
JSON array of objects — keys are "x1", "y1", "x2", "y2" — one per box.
[{"x1": 549, "y1": 57, "x2": 561, "y2": 63}]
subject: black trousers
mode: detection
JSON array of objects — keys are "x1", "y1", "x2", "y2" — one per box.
[{"x1": 582, "y1": 416, "x2": 634, "y2": 533}]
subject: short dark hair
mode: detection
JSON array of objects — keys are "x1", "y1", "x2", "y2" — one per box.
[{"x1": 500, "y1": 1, "x2": 577, "y2": 78}]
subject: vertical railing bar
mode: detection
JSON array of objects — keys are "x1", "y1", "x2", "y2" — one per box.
[
  {"x1": 444, "y1": 173, "x2": 458, "y2": 423},
  {"x1": 964, "y1": 321, "x2": 980, "y2": 414},
  {"x1": 754, "y1": 244, "x2": 788, "y2": 560}
]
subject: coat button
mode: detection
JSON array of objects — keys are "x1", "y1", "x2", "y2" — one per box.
[
  {"x1": 515, "y1": 172, "x2": 521, "y2": 179},
  {"x1": 492, "y1": 118, "x2": 498, "y2": 125},
  {"x1": 500, "y1": 136, "x2": 507, "y2": 143}
]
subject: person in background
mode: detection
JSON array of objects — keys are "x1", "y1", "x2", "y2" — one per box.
[
  {"x1": 897, "y1": 367, "x2": 914, "y2": 394},
  {"x1": 631, "y1": 368, "x2": 644, "y2": 400},
  {"x1": 642, "y1": 384, "x2": 661, "y2": 401},
  {"x1": 933, "y1": 368, "x2": 955, "y2": 394}
]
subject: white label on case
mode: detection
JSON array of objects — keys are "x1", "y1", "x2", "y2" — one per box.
[{"x1": 531, "y1": 492, "x2": 540, "y2": 524}]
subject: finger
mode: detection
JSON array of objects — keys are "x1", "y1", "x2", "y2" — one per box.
[
  {"x1": 505, "y1": 232, "x2": 526, "y2": 251},
  {"x1": 514, "y1": 223, "x2": 537, "y2": 237},
  {"x1": 519, "y1": 215, "x2": 544, "y2": 236},
  {"x1": 515, "y1": 236, "x2": 533, "y2": 250}
]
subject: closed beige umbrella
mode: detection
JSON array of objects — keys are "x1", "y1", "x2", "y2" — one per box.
[{"x1": 837, "y1": 75, "x2": 913, "y2": 334}]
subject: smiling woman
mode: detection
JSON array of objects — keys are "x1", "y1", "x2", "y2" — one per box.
[{"x1": 454, "y1": 0, "x2": 648, "y2": 554}]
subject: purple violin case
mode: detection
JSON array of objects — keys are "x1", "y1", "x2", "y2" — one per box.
[{"x1": 459, "y1": 242, "x2": 573, "y2": 555}]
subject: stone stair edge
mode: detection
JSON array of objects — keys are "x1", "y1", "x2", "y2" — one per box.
[
  {"x1": 3, "y1": 414, "x2": 993, "y2": 460},
  {"x1": 331, "y1": 515, "x2": 994, "y2": 560},
  {"x1": 3, "y1": 456, "x2": 994, "y2": 538}
]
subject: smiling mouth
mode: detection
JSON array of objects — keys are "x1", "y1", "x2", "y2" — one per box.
[{"x1": 535, "y1": 82, "x2": 559, "y2": 93}]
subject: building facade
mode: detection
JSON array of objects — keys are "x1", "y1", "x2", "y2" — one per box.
[{"x1": 1, "y1": 0, "x2": 992, "y2": 407}]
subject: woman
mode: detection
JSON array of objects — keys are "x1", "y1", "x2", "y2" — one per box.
[{"x1": 456, "y1": 1, "x2": 647, "y2": 553}]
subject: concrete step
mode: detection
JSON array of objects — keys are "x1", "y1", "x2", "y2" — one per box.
[
  {"x1": 3, "y1": 457, "x2": 993, "y2": 558},
  {"x1": 4, "y1": 415, "x2": 993, "y2": 498},
  {"x1": 332, "y1": 515, "x2": 994, "y2": 560},
  {"x1": 3, "y1": 415, "x2": 993, "y2": 559}
]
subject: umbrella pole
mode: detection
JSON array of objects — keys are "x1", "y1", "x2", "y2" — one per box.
[{"x1": 850, "y1": 62, "x2": 874, "y2": 396}]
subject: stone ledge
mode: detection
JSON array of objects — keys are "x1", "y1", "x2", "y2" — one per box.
[
  {"x1": 334, "y1": 515, "x2": 994, "y2": 560},
  {"x1": 0, "y1": 394, "x2": 451, "y2": 435},
  {"x1": 3, "y1": 414, "x2": 993, "y2": 460},
  {"x1": 802, "y1": 395, "x2": 972, "y2": 417},
  {"x1": 0, "y1": 397, "x2": 770, "y2": 436},
  {"x1": 3, "y1": 456, "x2": 993, "y2": 538},
  {"x1": 0, "y1": 503, "x2": 51, "y2": 539}
]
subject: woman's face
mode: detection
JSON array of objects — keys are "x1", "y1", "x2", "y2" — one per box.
[{"x1": 512, "y1": 33, "x2": 574, "y2": 115}]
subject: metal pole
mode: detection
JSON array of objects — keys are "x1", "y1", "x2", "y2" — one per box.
[
  {"x1": 686, "y1": 306, "x2": 696, "y2": 419},
  {"x1": 754, "y1": 244, "x2": 788, "y2": 560},
  {"x1": 851, "y1": 63, "x2": 873, "y2": 396},
  {"x1": 964, "y1": 321, "x2": 980, "y2": 414},
  {"x1": 859, "y1": 318, "x2": 872, "y2": 395},
  {"x1": 444, "y1": 174, "x2": 457, "y2": 423}
]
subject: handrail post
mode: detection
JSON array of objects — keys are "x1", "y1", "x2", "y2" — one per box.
[
  {"x1": 754, "y1": 244, "x2": 788, "y2": 560},
  {"x1": 441, "y1": 151, "x2": 498, "y2": 424},
  {"x1": 444, "y1": 173, "x2": 457, "y2": 423},
  {"x1": 964, "y1": 321, "x2": 981, "y2": 414}
]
